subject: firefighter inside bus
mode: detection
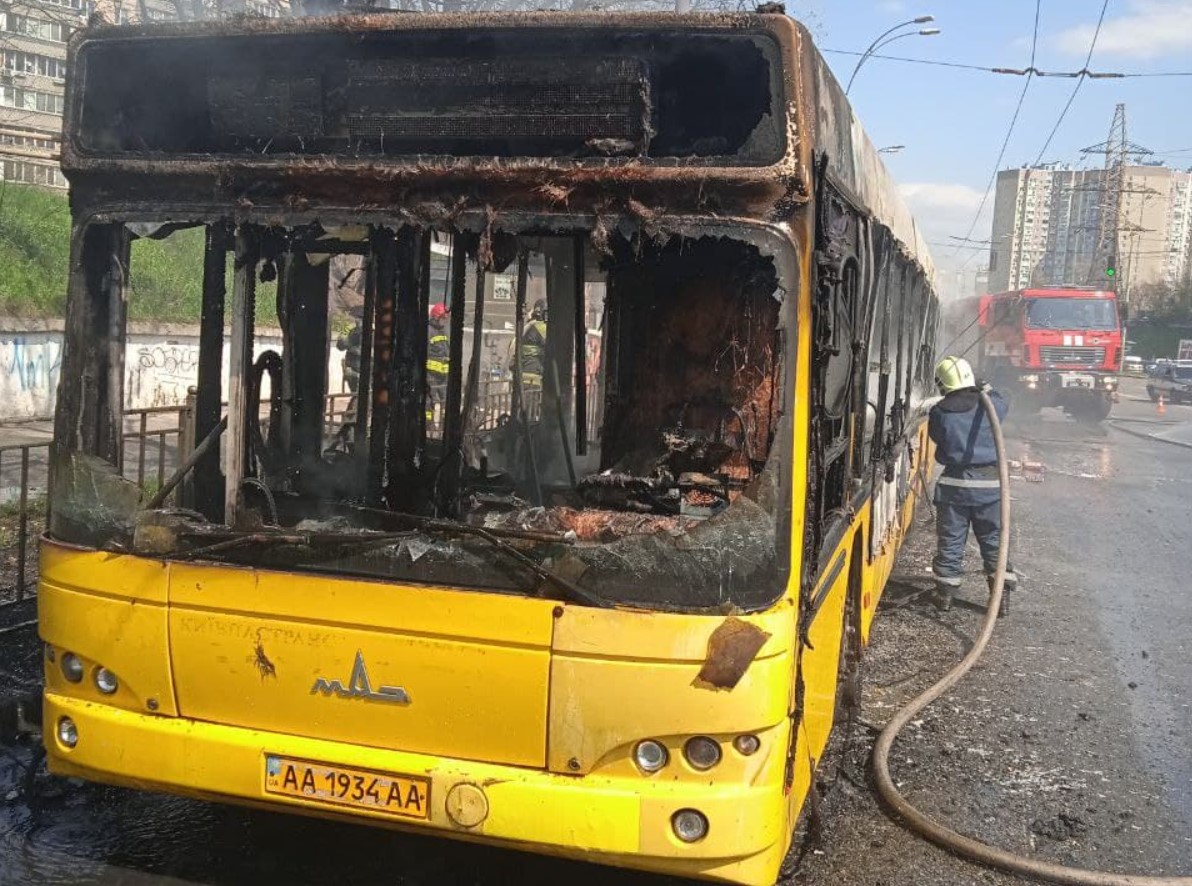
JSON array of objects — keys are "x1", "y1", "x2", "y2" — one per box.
[
  {"x1": 426, "y1": 302, "x2": 451, "y2": 428},
  {"x1": 509, "y1": 298, "x2": 547, "y2": 388},
  {"x1": 55, "y1": 222, "x2": 790, "y2": 611}
]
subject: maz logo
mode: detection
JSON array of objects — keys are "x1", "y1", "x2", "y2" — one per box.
[{"x1": 311, "y1": 651, "x2": 411, "y2": 705}]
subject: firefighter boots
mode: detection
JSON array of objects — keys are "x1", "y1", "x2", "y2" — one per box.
[
  {"x1": 934, "y1": 582, "x2": 955, "y2": 612},
  {"x1": 987, "y1": 574, "x2": 1014, "y2": 618}
]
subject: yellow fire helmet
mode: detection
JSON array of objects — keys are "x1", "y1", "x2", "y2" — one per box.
[{"x1": 934, "y1": 355, "x2": 976, "y2": 394}]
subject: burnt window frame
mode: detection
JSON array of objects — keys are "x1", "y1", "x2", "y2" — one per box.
[
  {"x1": 49, "y1": 207, "x2": 801, "y2": 614},
  {"x1": 809, "y1": 171, "x2": 869, "y2": 571}
]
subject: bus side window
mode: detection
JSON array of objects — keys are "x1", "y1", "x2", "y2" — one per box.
[
  {"x1": 903, "y1": 278, "x2": 922, "y2": 409},
  {"x1": 917, "y1": 298, "x2": 939, "y2": 399},
  {"x1": 885, "y1": 260, "x2": 906, "y2": 433},
  {"x1": 811, "y1": 186, "x2": 862, "y2": 555},
  {"x1": 864, "y1": 234, "x2": 892, "y2": 462}
]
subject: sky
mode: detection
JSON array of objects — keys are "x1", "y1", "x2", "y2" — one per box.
[{"x1": 805, "y1": 0, "x2": 1192, "y2": 298}]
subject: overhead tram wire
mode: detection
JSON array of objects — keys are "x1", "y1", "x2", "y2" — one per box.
[
  {"x1": 821, "y1": 49, "x2": 1192, "y2": 79},
  {"x1": 941, "y1": 0, "x2": 1118, "y2": 363},
  {"x1": 823, "y1": 49, "x2": 991, "y2": 73},
  {"x1": 953, "y1": 0, "x2": 1043, "y2": 273},
  {"x1": 1032, "y1": 0, "x2": 1112, "y2": 165}
]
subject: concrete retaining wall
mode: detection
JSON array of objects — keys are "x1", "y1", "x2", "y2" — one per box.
[{"x1": 0, "y1": 318, "x2": 345, "y2": 422}]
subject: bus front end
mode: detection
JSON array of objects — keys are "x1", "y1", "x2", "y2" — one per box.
[
  {"x1": 42, "y1": 14, "x2": 824, "y2": 884},
  {"x1": 42, "y1": 541, "x2": 796, "y2": 883}
]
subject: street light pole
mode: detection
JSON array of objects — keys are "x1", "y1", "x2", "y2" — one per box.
[{"x1": 845, "y1": 16, "x2": 938, "y2": 95}]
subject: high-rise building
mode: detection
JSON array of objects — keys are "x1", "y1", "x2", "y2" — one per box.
[
  {"x1": 0, "y1": 0, "x2": 289, "y2": 189},
  {"x1": 988, "y1": 163, "x2": 1192, "y2": 297},
  {"x1": 1166, "y1": 171, "x2": 1192, "y2": 287}
]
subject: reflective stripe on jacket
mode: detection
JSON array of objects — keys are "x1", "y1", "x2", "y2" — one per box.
[
  {"x1": 427, "y1": 331, "x2": 449, "y2": 377},
  {"x1": 518, "y1": 321, "x2": 546, "y2": 378}
]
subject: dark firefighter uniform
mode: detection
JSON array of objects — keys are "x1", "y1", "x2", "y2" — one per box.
[
  {"x1": 512, "y1": 299, "x2": 547, "y2": 387},
  {"x1": 337, "y1": 323, "x2": 362, "y2": 393},
  {"x1": 426, "y1": 304, "x2": 450, "y2": 424},
  {"x1": 928, "y1": 356, "x2": 1017, "y2": 615}
]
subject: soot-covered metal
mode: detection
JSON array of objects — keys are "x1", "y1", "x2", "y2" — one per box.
[{"x1": 74, "y1": 28, "x2": 781, "y2": 162}]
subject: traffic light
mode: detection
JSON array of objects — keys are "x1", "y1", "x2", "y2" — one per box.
[{"x1": 1106, "y1": 255, "x2": 1117, "y2": 278}]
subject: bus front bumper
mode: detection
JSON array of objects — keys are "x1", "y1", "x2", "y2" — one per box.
[{"x1": 44, "y1": 692, "x2": 789, "y2": 885}]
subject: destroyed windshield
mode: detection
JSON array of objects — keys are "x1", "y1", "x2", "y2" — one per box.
[{"x1": 50, "y1": 220, "x2": 794, "y2": 613}]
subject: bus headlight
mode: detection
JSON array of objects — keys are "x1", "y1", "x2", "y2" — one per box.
[
  {"x1": 94, "y1": 667, "x2": 119, "y2": 695},
  {"x1": 672, "y1": 809, "x2": 709, "y2": 843},
  {"x1": 633, "y1": 740, "x2": 669, "y2": 774},
  {"x1": 57, "y1": 717, "x2": 78, "y2": 748},
  {"x1": 60, "y1": 652, "x2": 84, "y2": 683},
  {"x1": 733, "y1": 734, "x2": 761, "y2": 756},
  {"x1": 683, "y1": 736, "x2": 722, "y2": 770}
]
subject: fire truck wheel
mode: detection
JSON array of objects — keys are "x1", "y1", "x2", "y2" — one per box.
[
  {"x1": 1015, "y1": 391, "x2": 1044, "y2": 415},
  {"x1": 1074, "y1": 396, "x2": 1112, "y2": 423}
]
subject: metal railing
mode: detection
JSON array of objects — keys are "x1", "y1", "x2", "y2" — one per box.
[
  {"x1": 0, "y1": 404, "x2": 195, "y2": 608},
  {"x1": 125, "y1": 405, "x2": 192, "y2": 493},
  {"x1": 0, "y1": 442, "x2": 44, "y2": 609},
  {"x1": 0, "y1": 379, "x2": 599, "y2": 608}
]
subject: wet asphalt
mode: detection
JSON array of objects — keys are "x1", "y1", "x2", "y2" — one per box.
[{"x1": 0, "y1": 376, "x2": 1189, "y2": 886}]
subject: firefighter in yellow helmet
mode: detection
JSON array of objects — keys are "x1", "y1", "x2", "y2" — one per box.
[{"x1": 928, "y1": 356, "x2": 1017, "y2": 616}]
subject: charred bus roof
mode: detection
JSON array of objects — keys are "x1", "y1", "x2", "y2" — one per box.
[
  {"x1": 62, "y1": 14, "x2": 797, "y2": 214},
  {"x1": 61, "y1": 11, "x2": 932, "y2": 281}
]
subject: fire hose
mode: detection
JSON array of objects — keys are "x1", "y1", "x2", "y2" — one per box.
[{"x1": 871, "y1": 389, "x2": 1192, "y2": 886}]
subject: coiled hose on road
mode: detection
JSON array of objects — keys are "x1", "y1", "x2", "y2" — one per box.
[{"x1": 872, "y1": 389, "x2": 1192, "y2": 886}]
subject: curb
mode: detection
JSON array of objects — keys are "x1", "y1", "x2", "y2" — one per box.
[{"x1": 1107, "y1": 420, "x2": 1192, "y2": 451}]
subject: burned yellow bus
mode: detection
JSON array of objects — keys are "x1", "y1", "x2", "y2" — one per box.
[{"x1": 40, "y1": 12, "x2": 938, "y2": 885}]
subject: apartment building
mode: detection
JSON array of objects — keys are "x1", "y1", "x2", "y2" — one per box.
[
  {"x1": 0, "y1": 0, "x2": 289, "y2": 188},
  {"x1": 988, "y1": 163, "x2": 1192, "y2": 295}
]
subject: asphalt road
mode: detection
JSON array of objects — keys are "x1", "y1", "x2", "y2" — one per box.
[
  {"x1": 793, "y1": 376, "x2": 1192, "y2": 884},
  {"x1": 0, "y1": 376, "x2": 1189, "y2": 885}
]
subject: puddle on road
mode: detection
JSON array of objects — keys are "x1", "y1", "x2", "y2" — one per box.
[
  {"x1": 1011, "y1": 415, "x2": 1117, "y2": 482},
  {"x1": 0, "y1": 773, "x2": 216, "y2": 885}
]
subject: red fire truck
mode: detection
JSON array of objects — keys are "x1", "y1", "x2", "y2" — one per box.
[{"x1": 943, "y1": 287, "x2": 1123, "y2": 421}]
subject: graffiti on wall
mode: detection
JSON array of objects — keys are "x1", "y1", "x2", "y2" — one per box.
[
  {"x1": 3, "y1": 337, "x2": 62, "y2": 394},
  {"x1": 0, "y1": 329, "x2": 343, "y2": 422},
  {"x1": 0, "y1": 335, "x2": 63, "y2": 418},
  {"x1": 128, "y1": 343, "x2": 204, "y2": 408}
]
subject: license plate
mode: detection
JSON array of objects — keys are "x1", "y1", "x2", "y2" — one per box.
[
  {"x1": 265, "y1": 755, "x2": 430, "y2": 819},
  {"x1": 1061, "y1": 373, "x2": 1094, "y2": 389}
]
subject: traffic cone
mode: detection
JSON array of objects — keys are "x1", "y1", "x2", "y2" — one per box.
[{"x1": 1157, "y1": 393, "x2": 1166, "y2": 416}]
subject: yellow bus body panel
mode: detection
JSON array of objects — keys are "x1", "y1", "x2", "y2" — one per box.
[
  {"x1": 40, "y1": 539, "x2": 797, "y2": 885},
  {"x1": 39, "y1": 544, "x2": 177, "y2": 716},
  {"x1": 547, "y1": 605, "x2": 794, "y2": 775},
  {"x1": 167, "y1": 561, "x2": 557, "y2": 768}
]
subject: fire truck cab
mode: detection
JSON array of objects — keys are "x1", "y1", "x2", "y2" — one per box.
[{"x1": 976, "y1": 287, "x2": 1122, "y2": 421}]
